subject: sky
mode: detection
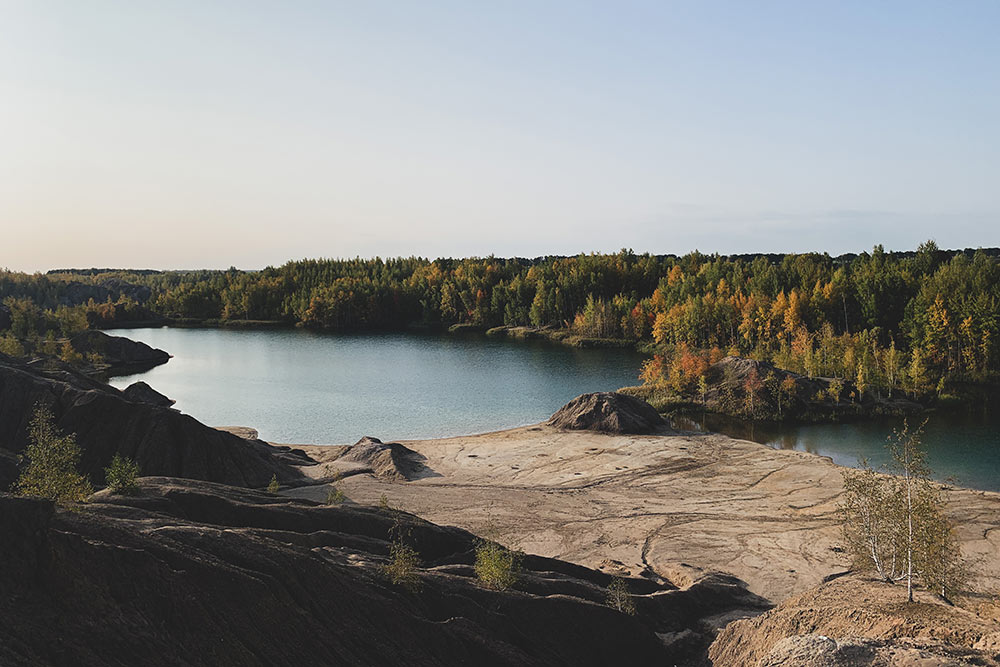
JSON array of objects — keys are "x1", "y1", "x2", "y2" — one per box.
[{"x1": 1, "y1": 1, "x2": 998, "y2": 271}]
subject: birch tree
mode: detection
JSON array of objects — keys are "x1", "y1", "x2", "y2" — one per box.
[{"x1": 840, "y1": 420, "x2": 965, "y2": 602}]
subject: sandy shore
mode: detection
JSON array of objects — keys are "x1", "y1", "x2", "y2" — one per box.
[{"x1": 279, "y1": 425, "x2": 1000, "y2": 604}]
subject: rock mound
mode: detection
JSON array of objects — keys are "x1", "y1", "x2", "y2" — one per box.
[
  {"x1": 337, "y1": 436, "x2": 424, "y2": 480},
  {"x1": 547, "y1": 392, "x2": 667, "y2": 434},
  {"x1": 0, "y1": 477, "x2": 770, "y2": 666},
  {"x1": 0, "y1": 353, "x2": 301, "y2": 491},
  {"x1": 122, "y1": 380, "x2": 175, "y2": 407},
  {"x1": 70, "y1": 330, "x2": 170, "y2": 375},
  {"x1": 709, "y1": 576, "x2": 1000, "y2": 666}
]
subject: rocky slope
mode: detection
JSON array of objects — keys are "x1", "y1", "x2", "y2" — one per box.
[
  {"x1": 0, "y1": 353, "x2": 301, "y2": 491},
  {"x1": 0, "y1": 477, "x2": 770, "y2": 666}
]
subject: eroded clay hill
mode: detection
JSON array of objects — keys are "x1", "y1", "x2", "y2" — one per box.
[
  {"x1": 0, "y1": 478, "x2": 771, "y2": 666},
  {"x1": 0, "y1": 353, "x2": 302, "y2": 490}
]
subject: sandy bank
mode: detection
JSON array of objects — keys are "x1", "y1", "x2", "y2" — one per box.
[{"x1": 279, "y1": 425, "x2": 1000, "y2": 604}]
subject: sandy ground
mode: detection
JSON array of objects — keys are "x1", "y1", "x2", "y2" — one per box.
[{"x1": 278, "y1": 425, "x2": 1000, "y2": 604}]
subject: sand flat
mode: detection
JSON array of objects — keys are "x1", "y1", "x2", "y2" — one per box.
[{"x1": 283, "y1": 425, "x2": 1000, "y2": 603}]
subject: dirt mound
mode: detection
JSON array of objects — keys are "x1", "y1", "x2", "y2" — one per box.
[
  {"x1": 547, "y1": 392, "x2": 667, "y2": 434},
  {"x1": 709, "y1": 576, "x2": 1000, "y2": 666},
  {"x1": 759, "y1": 633, "x2": 999, "y2": 666},
  {"x1": 0, "y1": 477, "x2": 770, "y2": 666},
  {"x1": 337, "y1": 436, "x2": 424, "y2": 481}
]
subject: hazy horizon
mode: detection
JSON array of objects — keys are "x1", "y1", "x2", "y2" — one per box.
[
  {"x1": 3, "y1": 1, "x2": 998, "y2": 272},
  {"x1": 9, "y1": 240, "x2": 994, "y2": 276}
]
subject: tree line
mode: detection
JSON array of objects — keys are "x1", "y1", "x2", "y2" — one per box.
[{"x1": 2, "y1": 243, "x2": 999, "y2": 397}]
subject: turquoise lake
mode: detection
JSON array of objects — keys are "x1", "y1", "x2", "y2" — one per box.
[
  {"x1": 108, "y1": 327, "x2": 648, "y2": 445},
  {"x1": 109, "y1": 327, "x2": 1000, "y2": 492}
]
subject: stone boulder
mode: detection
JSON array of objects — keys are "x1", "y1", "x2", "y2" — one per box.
[{"x1": 547, "y1": 392, "x2": 667, "y2": 434}]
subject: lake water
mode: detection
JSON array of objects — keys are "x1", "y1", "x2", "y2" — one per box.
[
  {"x1": 672, "y1": 410, "x2": 1000, "y2": 492},
  {"x1": 108, "y1": 327, "x2": 1000, "y2": 492},
  {"x1": 107, "y1": 327, "x2": 647, "y2": 445}
]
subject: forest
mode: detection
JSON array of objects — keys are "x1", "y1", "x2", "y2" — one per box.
[{"x1": 2, "y1": 242, "x2": 998, "y2": 401}]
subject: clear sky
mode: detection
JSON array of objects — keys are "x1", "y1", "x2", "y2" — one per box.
[{"x1": 2, "y1": 1, "x2": 998, "y2": 271}]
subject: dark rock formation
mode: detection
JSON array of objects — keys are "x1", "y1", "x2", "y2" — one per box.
[
  {"x1": 0, "y1": 478, "x2": 771, "y2": 666},
  {"x1": 0, "y1": 353, "x2": 302, "y2": 491},
  {"x1": 337, "y1": 436, "x2": 426, "y2": 480},
  {"x1": 122, "y1": 380, "x2": 175, "y2": 407},
  {"x1": 70, "y1": 330, "x2": 170, "y2": 376},
  {"x1": 547, "y1": 392, "x2": 667, "y2": 434}
]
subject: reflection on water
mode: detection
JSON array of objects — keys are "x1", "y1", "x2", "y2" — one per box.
[{"x1": 672, "y1": 408, "x2": 1000, "y2": 492}]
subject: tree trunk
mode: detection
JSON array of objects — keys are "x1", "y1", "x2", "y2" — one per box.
[{"x1": 906, "y1": 467, "x2": 914, "y2": 603}]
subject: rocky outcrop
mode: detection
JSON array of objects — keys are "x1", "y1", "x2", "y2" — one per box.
[
  {"x1": 0, "y1": 353, "x2": 301, "y2": 491},
  {"x1": 634, "y1": 355, "x2": 924, "y2": 422},
  {"x1": 0, "y1": 478, "x2": 771, "y2": 666},
  {"x1": 70, "y1": 330, "x2": 170, "y2": 375},
  {"x1": 122, "y1": 380, "x2": 175, "y2": 407},
  {"x1": 708, "y1": 576, "x2": 1000, "y2": 666},
  {"x1": 547, "y1": 392, "x2": 667, "y2": 434}
]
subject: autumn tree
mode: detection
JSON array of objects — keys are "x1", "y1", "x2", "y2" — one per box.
[{"x1": 743, "y1": 368, "x2": 763, "y2": 418}]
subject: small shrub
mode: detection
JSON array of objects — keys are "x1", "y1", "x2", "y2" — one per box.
[
  {"x1": 325, "y1": 471, "x2": 345, "y2": 504},
  {"x1": 378, "y1": 493, "x2": 391, "y2": 512},
  {"x1": 266, "y1": 474, "x2": 280, "y2": 494},
  {"x1": 0, "y1": 333, "x2": 25, "y2": 358},
  {"x1": 15, "y1": 405, "x2": 92, "y2": 506},
  {"x1": 473, "y1": 512, "x2": 523, "y2": 591},
  {"x1": 381, "y1": 516, "x2": 421, "y2": 591},
  {"x1": 474, "y1": 539, "x2": 522, "y2": 591},
  {"x1": 104, "y1": 454, "x2": 140, "y2": 495},
  {"x1": 606, "y1": 576, "x2": 637, "y2": 615},
  {"x1": 326, "y1": 486, "x2": 345, "y2": 505},
  {"x1": 59, "y1": 340, "x2": 84, "y2": 365}
]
